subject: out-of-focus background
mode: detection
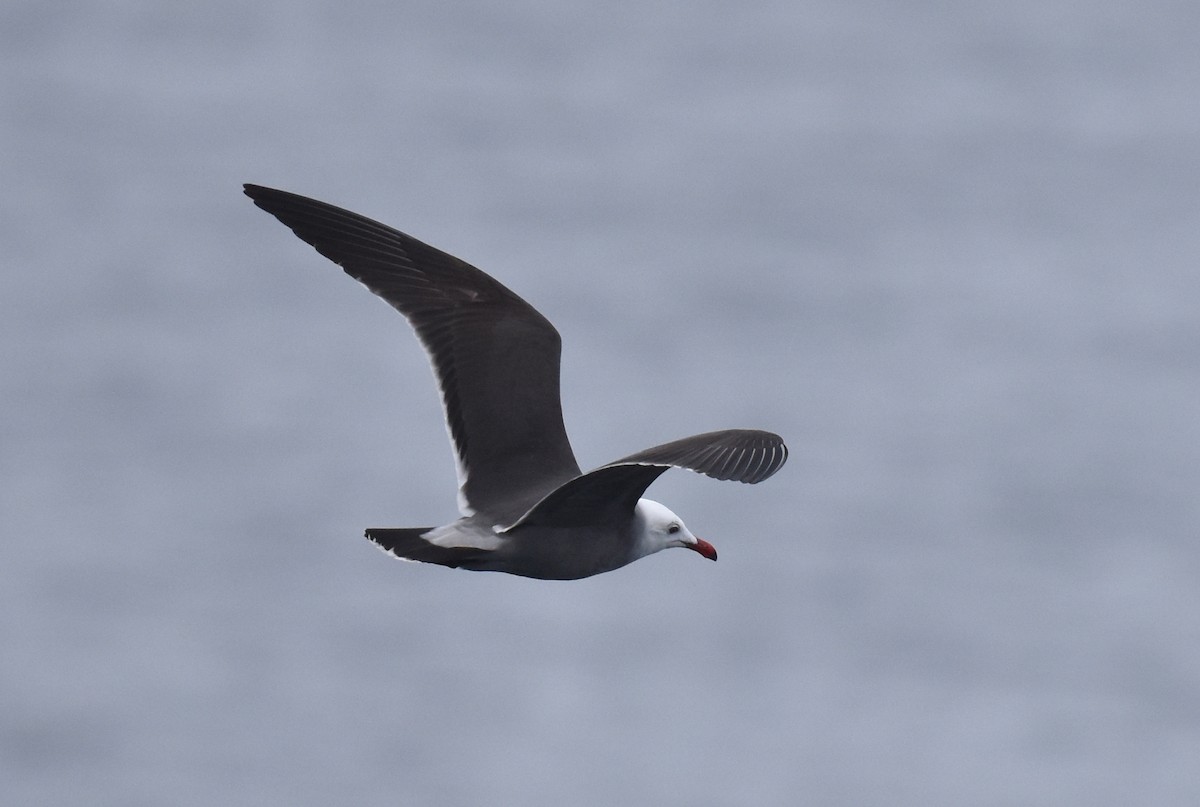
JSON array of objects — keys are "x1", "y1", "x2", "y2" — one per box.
[{"x1": 4, "y1": 2, "x2": 1198, "y2": 804}]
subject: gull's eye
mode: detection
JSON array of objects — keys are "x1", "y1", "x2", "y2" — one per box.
[{"x1": 667, "y1": 523, "x2": 681, "y2": 535}]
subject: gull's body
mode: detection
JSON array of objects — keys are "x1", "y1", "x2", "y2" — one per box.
[{"x1": 244, "y1": 184, "x2": 787, "y2": 579}]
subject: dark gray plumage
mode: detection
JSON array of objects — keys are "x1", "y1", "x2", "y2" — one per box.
[{"x1": 244, "y1": 184, "x2": 787, "y2": 579}]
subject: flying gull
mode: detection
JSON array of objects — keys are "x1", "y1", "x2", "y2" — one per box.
[{"x1": 244, "y1": 184, "x2": 787, "y2": 579}]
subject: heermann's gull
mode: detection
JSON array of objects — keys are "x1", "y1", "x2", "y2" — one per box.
[{"x1": 244, "y1": 184, "x2": 787, "y2": 579}]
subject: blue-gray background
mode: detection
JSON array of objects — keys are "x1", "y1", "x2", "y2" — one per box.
[{"x1": 4, "y1": 1, "x2": 1198, "y2": 804}]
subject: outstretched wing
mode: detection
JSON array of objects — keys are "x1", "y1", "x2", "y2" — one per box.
[
  {"x1": 611, "y1": 429, "x2": 787, "y2": 484},
  {"x1": 244, "y1": 185, "x2": 581, "y2": 520},
  {"x1": 507, "y1": 429, "x2": 787, "y2": 529}
]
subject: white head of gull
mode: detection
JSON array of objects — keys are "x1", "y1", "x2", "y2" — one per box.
[{"x1": 244, "y1": 184, "x2": 786, "y2": 580}]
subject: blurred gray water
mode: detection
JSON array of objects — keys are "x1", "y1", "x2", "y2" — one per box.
[{"x1": 3, "y1": 1, "x2": 1199, "y2": 804}]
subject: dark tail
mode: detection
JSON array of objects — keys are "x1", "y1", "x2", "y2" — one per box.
[{"x1": 365, "y1": 528, "x2": 485, "y2": 570}]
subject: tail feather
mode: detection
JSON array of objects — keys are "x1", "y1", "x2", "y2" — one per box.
[{"x1": 365, "y1": 527, "x2": 485, "y2": 569}]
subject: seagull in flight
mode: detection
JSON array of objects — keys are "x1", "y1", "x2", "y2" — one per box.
[{"x1": 244, "y1": 184, "x2": 787, "y2": 579}]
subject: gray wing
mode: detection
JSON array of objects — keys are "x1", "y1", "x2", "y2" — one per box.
[
  {"x1": 610, "y1": 429, "x2": 788, "y2": 484},
  {"x1": 507, "y1": 429, "x2": 787, "y2": 529},
  {"x1": 244, "y1": 184, "x2": 582, "y2": 519}
]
